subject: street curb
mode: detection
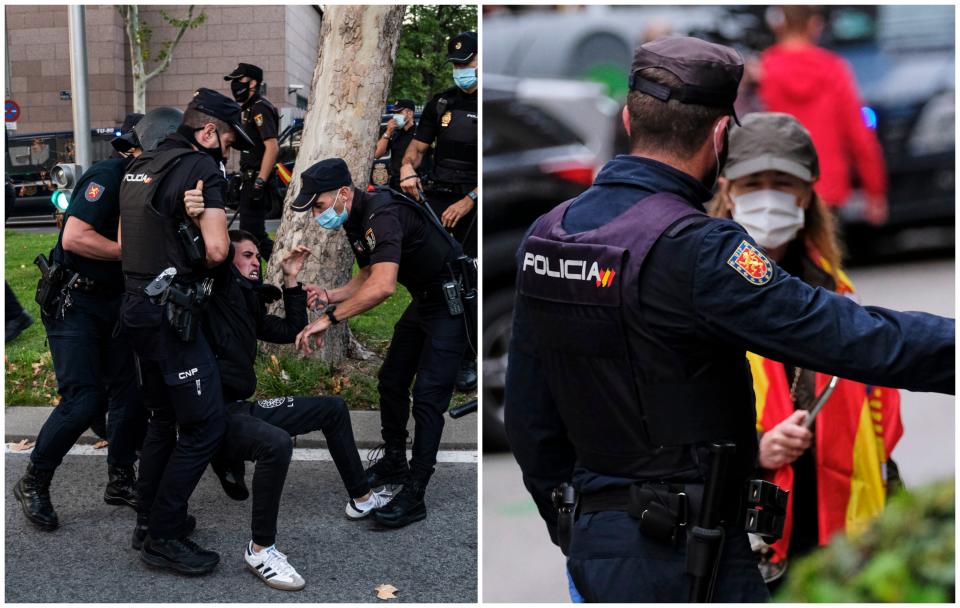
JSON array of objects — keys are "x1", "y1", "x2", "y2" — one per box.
[{"x1": 4, "y1": 406, "x2": 477, "y2": 450}]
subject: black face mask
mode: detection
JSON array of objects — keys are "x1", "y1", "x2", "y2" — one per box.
[
  {"x1": 231, "y1": 79, "x2": 252, "y2": 104},
  {"x1": 177, "y1": 124, "x2": 225, "y2": 165}
]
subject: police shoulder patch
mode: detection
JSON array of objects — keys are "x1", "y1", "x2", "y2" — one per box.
[
  {"x1": 254, "y1": 113, "x2": 264, "y2": 127},
  {"x1": 726, "y1": 240, "x2": 773, "y2": 286},
  {"x1": 84, "y1": 181, "x2": 105, "y2": 202},
  {"x1": 365, "y1": 227, "x2": 376, "y2": 250}
]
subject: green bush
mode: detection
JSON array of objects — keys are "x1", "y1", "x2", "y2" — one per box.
[{"x1": 775, "y1": 480, "x2": 955, "y2": 603}]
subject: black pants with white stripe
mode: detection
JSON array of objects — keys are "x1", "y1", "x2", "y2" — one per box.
[{"x1": 218, "y1": 395, "x2": 369, "y2": 547}]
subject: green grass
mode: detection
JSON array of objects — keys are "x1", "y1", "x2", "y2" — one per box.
[{"x1": 5, "y1": 230, "x2": 474, "y2": 409}]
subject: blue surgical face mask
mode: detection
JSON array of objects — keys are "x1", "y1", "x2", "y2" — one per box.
[
  {"x1": 452, "y1": 67, "x2": 477, "y2": 91},
  {"x1": 393, "y1": 113, "x2": 406, "y2": 129},
  {"x1": 314, "y1": 189, "x2": 349, "y2": 230}
]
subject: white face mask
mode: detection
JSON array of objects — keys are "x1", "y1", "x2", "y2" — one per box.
[{"x1": 731, "y1": 189, "x2": 805, "y2": 250}]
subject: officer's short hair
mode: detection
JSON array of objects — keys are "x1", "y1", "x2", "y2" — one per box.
[
  {"x1": 625, "y1": 68, "x2": 727, "y2": 158},
  {"x1": 181, "y1": 109, "x2": 233, "y2": 135},
  {"x1": 229, "y1": 229, "x2": 259, "y2": 246}
]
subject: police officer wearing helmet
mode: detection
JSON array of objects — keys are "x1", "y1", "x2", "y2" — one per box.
[
  {"x1": 504, "y1": 36, "x2": 955, "y2": 602},
  {"x1": 292, "y1": 158, "x2": 468, "y2": 529},
  {"x1": 224, "y1": 62, "x2": 280, "y2": 261},
  {"x1": 119, "y1": 88, "x2": 254, "y2": 575},
  {"x1": 13, "y1": 113, "x2": 153, "y2": 532}
]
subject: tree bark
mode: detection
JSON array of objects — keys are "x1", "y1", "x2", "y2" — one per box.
[{"x1": 264, "y1": 5, "x2": 406, "y2": 365}]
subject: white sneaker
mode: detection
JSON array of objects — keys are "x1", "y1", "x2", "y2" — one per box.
[
  {"x1": 345, "y1": 487, "x2": 394, "y2": 520},
  {"x1": 244, "y1": 542, "x2": 305, "y2": 591}
]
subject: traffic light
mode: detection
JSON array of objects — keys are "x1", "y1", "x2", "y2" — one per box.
[{"x1": 50, "y1": 163, "x2": 82, "y2": 213}]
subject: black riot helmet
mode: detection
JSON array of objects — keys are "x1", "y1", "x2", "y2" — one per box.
[{"x1": 134, "y1": 107, "x2": 185, "y2": 152}]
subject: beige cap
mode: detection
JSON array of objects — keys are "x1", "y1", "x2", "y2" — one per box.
[{"x1": 723, "y1": 112, "x2": 819, "y2": 182}]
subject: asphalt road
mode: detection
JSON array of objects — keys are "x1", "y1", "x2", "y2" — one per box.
[
  {"x1": 482, "y1": 256, "x2": 955, "y2": 603},
  {"x1": 6, "y1": 451, "x2": 477, "y2": 603}
]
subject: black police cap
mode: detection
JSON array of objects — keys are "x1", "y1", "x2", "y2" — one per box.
[
  {"x1": 629, "y1": 37, "x2": 744, "y2": 124},
  {"x1": 447, "y1": 32, "x2": 477, "y2": 63},
  {"x1": 185, "y1": 87, "x2": 255, "y2": 151},
  {"x1": 391, "y1": 99, "x2": 416, "y2": 112},
  {"x1": 291, "y1": 158, "x2": 353, "y2": 212},
  {"x1": 223, "y1": 63, "x2": 264, "y2": 83},
  {"x1": 110, "y1": 112, "x2": 144, "y2": 153}
]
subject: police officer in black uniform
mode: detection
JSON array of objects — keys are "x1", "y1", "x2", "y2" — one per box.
[
  {"x1": 375, "y1": 99, "x2": 418, "y2": 191},
  {"x1": 224, "y1": 63, "x2": 280, "y2": 260},
  {"x1": 400, "y1": 31, "x2": 479, "y2": 392},
  {"x1": 13, "y1": 113, "x2": 155, "y2": 531},
  {"x1": 291, "y1": 158, "x2": 468, "y2": 529},
  {"x1": 504, "y1": 37, "x2": 955, "y2": 603},
  {"x1": 119, "y1": 88, "x2": 254, "y2": 575}
]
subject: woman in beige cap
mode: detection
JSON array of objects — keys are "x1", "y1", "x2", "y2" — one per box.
[{"x1": 710, "y1": 111, "x2": 903, "y2": 592}]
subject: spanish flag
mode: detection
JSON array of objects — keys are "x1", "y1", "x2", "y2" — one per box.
[
  {"x1": 750, "y1": 247, "x2": 902, "y2": 565},
  {"x1": 275, "y1": 162, "x2": 292, "y2": 186}
]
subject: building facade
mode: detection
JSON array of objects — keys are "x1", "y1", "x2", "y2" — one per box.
[{"x1": 5, "y1": 4, "x2": 321, "y2": 134}]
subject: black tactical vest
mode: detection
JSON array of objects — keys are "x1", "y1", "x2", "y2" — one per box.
[
  {"x1": 354, "y1": 190, "x2": 462, "y2": 292},
  {"x1": 431, "y1": 93, "x2": 477, "y2": 185},
  {"x1": 518, "y1": 193, "x2": 751, "y2": 478},
  {"x1": 119, "y1": 147, "x2": 204, "y2": 284}
]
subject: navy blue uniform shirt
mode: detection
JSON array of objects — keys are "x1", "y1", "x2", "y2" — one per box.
[
  {"x1": 505, "y1": 154, "x2": 955, "y2": 542},
  {"x1": 54, "y1": 156, "x2": 132, "y2": 294}
]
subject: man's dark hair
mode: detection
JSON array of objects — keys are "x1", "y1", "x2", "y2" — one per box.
[
  {"x1": 181, "y1": 109, "x2": 232, "y2": 134},
  {"x1": 229, "y1": 229, "x2": 258, "y2": 246},
  {"x1": 626, "y1": 68, "x2": 727, "y2": 157}
]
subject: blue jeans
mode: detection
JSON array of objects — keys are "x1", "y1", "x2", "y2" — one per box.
[{"x1": 32, "y1": 292, "x2": 145, "y2": 471}]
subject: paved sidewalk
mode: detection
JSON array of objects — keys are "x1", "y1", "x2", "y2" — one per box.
[{"x1": 5, "y1": 406, "x2": 477, "y2": 450}]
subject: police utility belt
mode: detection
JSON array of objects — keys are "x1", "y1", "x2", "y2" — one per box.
[
  {"x1": 137, "y1": 267, "x2": 213, "y2": 343},
  {"x1": 34, "y1": 254, "x2": 117, "y2": 319},
  {"x1": 553, "y1": 478, "x2": 787, "y2": 554}
]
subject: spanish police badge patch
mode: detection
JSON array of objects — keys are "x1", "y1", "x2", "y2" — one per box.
[
  {"x1": 365, "y1": 228, "x2": 376, "y2": 250},
  {"x1": 254, "y1": 113, "x2": 264, "y2": 127},
  {"x1": 85, "y1": 182, "x2": 104, "y2": 202},
  {"x1": 726, "y1": 240, "x2": 773, "y2": 286},
  {"x1": 441, "y1": 111, "x2": 452, "y2": 128}
]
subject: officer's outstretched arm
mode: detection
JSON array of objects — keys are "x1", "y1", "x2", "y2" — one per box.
[
  {"x1": 331, "y1": 262, "x2": 398, "y2": 321},
  {"x1": 400, "y1": 140, "x2": 430, "y2": 198},
  {"x1": 693, "y1": 223, "x2": 955, "y2": 394},
  {"x1": 198, "y1": 207, "x2": 229, "y2": 266}
]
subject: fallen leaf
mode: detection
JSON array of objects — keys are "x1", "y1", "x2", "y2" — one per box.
[
  {"x1": 9, "y1": 439, "x2": 35, "y2": 452},
  {"x1": 50, "y1": 395, "x2": 61, "y2": 406},
  {"x1": 375, "y1": 584, "x2": 398, "y2": 600},
  {"x1": 93, "y1": 440, "x2": 109, "y2": 449},
  {"x1": 280, "y1": 370, "x2": 290, "y2": 382}
]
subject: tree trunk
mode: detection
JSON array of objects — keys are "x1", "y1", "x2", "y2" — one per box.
[{"x1": 264, "y1": 5, "x2": 406, "y2": 365}]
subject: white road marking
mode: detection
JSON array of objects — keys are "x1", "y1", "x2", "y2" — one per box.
[{"x1": 5, "y1": 444, "x2": 477, "y2": 463}]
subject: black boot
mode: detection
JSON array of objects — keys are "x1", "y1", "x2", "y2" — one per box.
[
  {"x1": 456, "y1": 357, "x2": 477, "y2": 393},
  {"x1": 104, "y1": 464, "x2": 139, "y2": 509},
  {"x1": 132, "y1": 512, "x2": 196, "y2": 550},
  {"x1": 141, "y1": 535, "x2": 219, "y2": 575},
  {"x1": 210, "y1": 454, "x2": 248, "y2": 501},
  {"x1": 13, "y1": 463, "x2": 59, "y2": 530},
  {"x1": 372, "y1": 475, "x2": 428, "y2": 528},
  {"x1": 364, "y1": 442, "x2": 410, "y2": 487}
]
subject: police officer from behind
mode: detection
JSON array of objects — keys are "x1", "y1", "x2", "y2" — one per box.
[
  {"x1": 224, "y1": 62, "x2": 280, "y2": 261},
  {"x1": 399, "y1": 32, "x2": 478, "y2": 257},
  {"x1": 375, "y1": 99, "x2": 418, "y2": 191},
  {"x1": 119, "y1": 88, "x2": 254, "y2": 575},
  {"x1": 13, "y1": 113, "x2": 154, "y2": 531},
  {"x1": 292, "y1": 159, "x2": 467, "y2": 529},
  {"x1": 504, "y1": 37, "x2": 954, "y2": 603}
]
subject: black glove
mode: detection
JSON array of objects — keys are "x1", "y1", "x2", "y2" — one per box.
[{"x1": 251, "y1": 177, "x2": 265, "y2": 203}]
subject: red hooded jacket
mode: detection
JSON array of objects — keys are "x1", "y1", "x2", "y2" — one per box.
[{"x1": 759, "y1": 44, "x2": 887, "y2": 207}]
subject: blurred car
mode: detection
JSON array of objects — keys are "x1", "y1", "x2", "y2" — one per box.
[
  {"x1": 5, "y1": 129, "x2": 118, "y2": 222},
  {"x1": 826, "y1": 5, "x2": 955, "y2": 259},
  {"x1": 482, "y1": 80, "x2": 598, "y2": 451}
]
